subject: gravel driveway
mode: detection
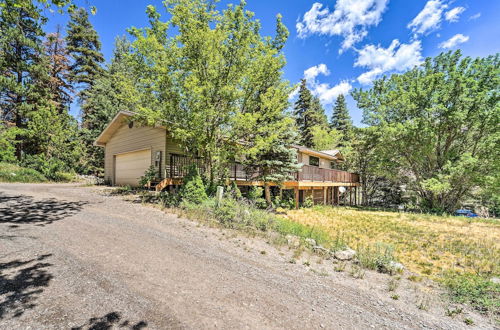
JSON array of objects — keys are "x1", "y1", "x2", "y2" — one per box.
[{"x1": 0, "y1": 183, "x2": 488, "y2": 329}]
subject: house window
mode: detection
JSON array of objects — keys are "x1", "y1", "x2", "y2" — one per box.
[
  {"x1": 309, "y1": 156, "x2": 319, "y2": 167},
  {"x1": 330, "y1": 161, "x2": 337, "y2": 170}
]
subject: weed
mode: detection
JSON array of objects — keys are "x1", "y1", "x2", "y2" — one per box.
[
  {"x1": 408, "y1": 275, "x2": 423, "y2": 282},
  {"x1": 387, "y1": 278, "x2": 400, "y2": 292},
  {"x1": 289, "y1": 259, "x2": 296, "y2": 264},
  {"x1": 303, "y1": 260, "x2": 311, "y2": 267},
  {"x1": 334, "y1": 261, "x2": 347, "y2": 272},
  {"x1": 443, "y1": 272, "x2": 499, "y2": 314},
  {"x1": 260, "y1": 250, "x2": 266, "y2": 255},
  {"x1": 416, "y1": 293, "x2": 431, "y2": 311},
  {"x1": 349, "y1": 264, "x2": 365, "y2": 279},
  {"x1": 391, "y1": 294, "x2": 399, "y2": 300},
  {"x1": 464, "y1": 318, "x2": 474, "y2": 326},
  {"x1": 445, "y1": 307, "x2": 463, "y2": 317}
]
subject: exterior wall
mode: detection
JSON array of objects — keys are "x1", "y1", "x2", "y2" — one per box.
[
  {"x1": 298, "y1": 152, "x2": 334, "y2": 169},
  {"x1": 104, "y1": 123, "x2": 166, "y2": 185}
]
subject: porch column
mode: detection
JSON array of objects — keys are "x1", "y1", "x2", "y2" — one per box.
[
  {"x1": 323, "y1": 186, "x2": 327, "y2": 205},
  {"x1": 294, "y1": 187, "x2": 299, "y2": 209}
]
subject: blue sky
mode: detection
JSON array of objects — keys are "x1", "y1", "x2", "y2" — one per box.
[{"x1": 45, "y1": 0, "x2": 500, "y2": 125}]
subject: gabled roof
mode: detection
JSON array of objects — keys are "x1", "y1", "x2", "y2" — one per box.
[
  {"x1": 292, "y1": 145, "x2": 344, "y2": 162},
  {"x1": 93, "y1": 111, "x2": 136, "y2": 147},
  {"x1": 320, "y1": 149, "x2": 345, "y2": 161}
]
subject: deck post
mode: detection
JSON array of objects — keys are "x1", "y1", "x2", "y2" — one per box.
[
  {"x1": 294, "y1": 187, "x2": 299, "y2": 209},
  {"x1": 354, "y1": 186, "x2": 357, "y2": 206},
  {"x1": 323, "y1": 186, "x2": 327, "y2": 205},
  {"x1": 349, "y1": 187, "x2": 353, "y2": 206}
]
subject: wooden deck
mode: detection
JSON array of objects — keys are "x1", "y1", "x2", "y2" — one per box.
[{"x1": 156, "y1": 154, "x2": 360, "y2": 194}]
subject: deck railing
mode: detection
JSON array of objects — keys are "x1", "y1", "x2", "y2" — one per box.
[{"x1": 168, "y1": 154, "x2": 359, "y2": 184}]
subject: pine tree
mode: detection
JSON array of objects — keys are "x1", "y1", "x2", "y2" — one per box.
[
  {"x1": 0, "y1": 0, "x2": 48, "y2": 160},
  {"x1": 330, "y1": 94, "x2": 353, "y2": 138},
  {"x1": 66, "y1": 7, "x2": 104, "y2": 128},
  {"x1": 80, "y1": 36, "x2": 137, "y2": 173},
  {"x1": 45, "y1": 26, "x2": 72, "y2": 114},
  {"x1": 293, "y1": 80, "x2": 328, "y2": 148}
]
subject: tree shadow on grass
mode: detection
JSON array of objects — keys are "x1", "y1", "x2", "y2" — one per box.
[
  {"x1": 71, "y1": 311, "x2": 148, "y2": 330},
  {"x1": 0, "y1": 192, "x2": 87, "y2": 227},
  {"x1": 0, "y1": 254, "x2": 53, "y2": 319}
]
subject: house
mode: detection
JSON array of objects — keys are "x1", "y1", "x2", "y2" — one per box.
[{"x1": 94, "y1": 111, "x2": 360, "y2": 208}]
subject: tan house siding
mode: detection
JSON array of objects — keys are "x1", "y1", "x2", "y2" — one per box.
[
  {"x1": 104, "y1": 123, "x2": 166, "y2": 184},
  {"x1": 164, "y1": 136, "x2": 185, "y2": 177},
  {"x1": 299, "y1": 152, "x2": 333, "y2": 169}
]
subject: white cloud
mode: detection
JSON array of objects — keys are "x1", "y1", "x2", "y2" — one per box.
[
  {"x1": 302, "y1": 64, "x2": 352, "y2": 104},
  {"x1": 314, "y1": 81, "x2": 352, "y2": 104},
  {"x1": 304, "y1": 63, "x2": 330, "y2": 81},
  {"x1": 296, "y1": 0, "x2": 389, "y2": 52},
  {"x1": 438, "y1": 34, "x2": 469, "y2": 49},
  {"x1": 469, "y1": 13, "x2": 481, "y2": 20},
  {"x1": 445, "y1": 6, "x2": 465, "y2": 22},
  {"x1": 408, "y1": 0, "x2": 447, "y2": 35},
  {"x1": 355, "y1": 39, "x2": 423, "y2": 85},
  {"x1": 407, "y1": 0, "x2": 465, "y2": 36}
]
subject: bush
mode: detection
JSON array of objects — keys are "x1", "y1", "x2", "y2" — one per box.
[
  {"x1": 357, "y1": 243, "x2": 398, "y2": 273},
  {"x1": 179, "y1": 165, "x2": 207, "y2": 204},
  {"x1": 247, "y1": 186, "x2": 266, "y2": 209},
  {"x1": 0, "y1": 162, "x2": 47, "y2": 183},
  {"x1": 303, "y1": 196, "x2": 314, "y2": 208},
  {"x1": 443, "y1": 273, "x2": 500, "y2": 314},
  {"x1": 158, "y1": 191, "x2": 180, "y2": 208},
  {"x1": 21, "y1": 154, "x2": 73, "y2": 181},
  {"x1": 139, "y1": 165, "x2": 158, "y2": 187}
]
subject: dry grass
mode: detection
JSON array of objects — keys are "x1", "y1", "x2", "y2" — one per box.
[{"x1": 283, "y1": 206, "x2": 499, "y2": 279}]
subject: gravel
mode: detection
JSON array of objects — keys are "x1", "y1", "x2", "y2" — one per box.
[{"x1": 0, "y1": 183, "x2": 492, "y2": 329}]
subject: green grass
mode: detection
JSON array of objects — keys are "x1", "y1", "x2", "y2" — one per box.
[{"x1": 0, "y1": 162, "x2": 47, "y2": 183}]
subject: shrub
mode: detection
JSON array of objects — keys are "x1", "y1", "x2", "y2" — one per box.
[
  {"x1": 139, "y1": 165, "x2": 158, "y2": 187},
  {"x1": 179, "y1": 165, "x2": 207, "y2": 204},
  {"x1": 248, "y1": 186, "x2": 266, "y2": 208},
  {"x1": 21, "y1": 154, "x2": 73, "y2": 181},
  {"x1": 158, "y1": 191, "x2": 180, "y2": 208},
  {"x1": 0, "y1": 162, "x2": 47, "y2": 183},
  {"x1": 357, "y1": 243, "x2": 398, "y2": 273},
  {"x1": 303, "y1": 196, "x2": 314, "y2": 208}
]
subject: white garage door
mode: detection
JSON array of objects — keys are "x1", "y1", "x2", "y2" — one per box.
[{"x1": 115, "y1": 149, "x2": 151, "y2": 186}]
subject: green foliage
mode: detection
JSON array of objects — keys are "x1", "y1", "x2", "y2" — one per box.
[
  {"x1": 0, "y1": 162, "x2": 47, "y2": 183},
  {"x1": 157, "y1": 191, "x2": 180, "y2": 208},
  {"x1": 303, "y1": 196, "x2": 314, "y2": 208},
  {"x1": 0, "y1": 126, "x2": 19, "y2": 162},
  {"x1": 294, "y1": 79, "x2": 329, "y2": 147},
  {"x1": 310, "y1": 126, "x2": 342, "y2": 151},
  {"x1": 179, "y1": 165, "x2": 208, "y2": 204},
  {"x1": 353, "y1": 51, "x2": 500, "y2": 212},
  {"x1": 330, "y1": 94, "x2": 353, "y2": 141},
  {"x1": 356, "y1": 243, "x2": 398, "y2": 274},
  {"x1": 128, "y1": 0, "x2": 295, "y2": 186},
  {"x1": 21, "y1": 154, "x2": 74, "y2": 181},
  {"x1": 443, "y1": 273, "x2": 499, "y2": 314},
  {"x1": 139, "y1": 165, "x2": 158, "y2": 187}
]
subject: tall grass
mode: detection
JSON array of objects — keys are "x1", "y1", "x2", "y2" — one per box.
[
  {"x1": 284, "y1": 205, "x2": 500, "y2": 314},
  {"x1": 0, "y1": 162, "x2": 47, "y2": 183}
]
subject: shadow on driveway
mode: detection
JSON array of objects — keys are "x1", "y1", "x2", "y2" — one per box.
[
  {"x1": 0, "y1": 254, "x2": 53, "y2": 319},
  {"x1": 71, "y1": 311, "x2": 148, "y2": 330},
  {"x1": 0, "y1": 192, "x2": 87, "y2": 227}
]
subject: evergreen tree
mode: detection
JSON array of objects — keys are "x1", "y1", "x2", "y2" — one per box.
[
  {"x1": 330, "y1": 94, "x2": 353, "y2": 139},
  {"x1": 293, "y1": 80, "x2": 328, "y2": 147},
  {"x1": 44, "y1": 26, "x2": 72, "y2": 114},
  {"x1": 81, "y1": 36, "x2": 138, "y2": 173},
  {"x1": 66, "y1": 7, "x2": 104, "y2": 128},
  {"x1": 0, "y1": 0, "x2": 48, "y2": 160}
]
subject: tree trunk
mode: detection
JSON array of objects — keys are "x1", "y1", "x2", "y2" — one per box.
[{"x1": 264, "y1": 183, "x2": 272, "y2": 206}]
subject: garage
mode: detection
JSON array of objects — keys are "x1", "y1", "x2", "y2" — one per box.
[{"x1": 114, "y1": 149, "x2": 151, "y2": 186}]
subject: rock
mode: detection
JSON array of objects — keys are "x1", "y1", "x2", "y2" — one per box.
[
  {"x1": 313, "y1": 246, "x2": 332, "y2": 258},
  {"x1": 286, "y1": 235, "x2": 300, "y2": 248},
  {"x1": 389, "y1": 261, "x2": 405, "y2": 272},
  {"x1": 305, "y1": 238, "x2": 316, "y2": 246},
  {"x1": 491, "y1": 277, "x2": 500, "y2": 284},
  {"x1": 334, "y1": 248, "x2": 356, "y2": 261}
]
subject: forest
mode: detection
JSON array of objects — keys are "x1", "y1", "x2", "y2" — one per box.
[{"x1": 1, "y1": 0, "x2": 499, "y2": 215}]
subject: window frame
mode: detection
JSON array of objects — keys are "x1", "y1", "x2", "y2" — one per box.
[{"x1": 309, "y1": 156, "x2": 320, "y2": 167}]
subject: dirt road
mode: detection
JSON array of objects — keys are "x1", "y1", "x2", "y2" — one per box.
[{"x1": 0, "y1": 183, "x2": 485, "y2": 329}]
